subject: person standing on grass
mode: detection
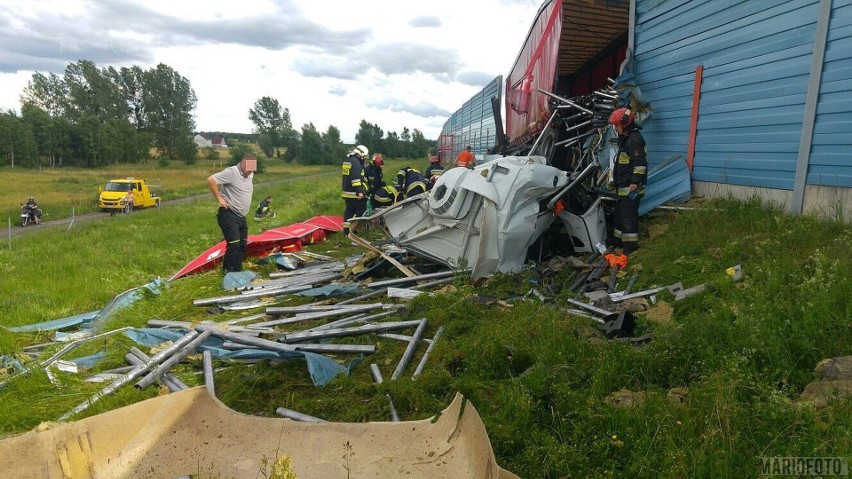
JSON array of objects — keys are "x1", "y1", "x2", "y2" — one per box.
[
  {"x1": 342, "y1": 145, "x2": 369, "y2": 236},
  {"x1": 208, "y1": 155, "x2": 257, "y2": 273},
  {"x1": 608, "y1": 107, "x2": 647, "y2": 254}
]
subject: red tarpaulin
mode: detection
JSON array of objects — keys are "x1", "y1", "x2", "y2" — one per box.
[{"x1": 168, "y1": 215, "x2": 342, "y2": 281}]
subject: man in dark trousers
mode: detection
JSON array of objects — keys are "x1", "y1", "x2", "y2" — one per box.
[
  {"x1": 342, "y1": 145, "x2": 369, "y2": 235},
  {"x1": 365, "y1": 154, "x2": 385, "y2": 200},
  {"x1": 608, "y1": 107, "x2": 647, "y2": 254},
  {"x1": 207, "y1": 155, "x2": 256, "y2": 273}
]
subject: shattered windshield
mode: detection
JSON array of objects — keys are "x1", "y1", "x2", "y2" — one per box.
[{"x1": 105, "y1": 182, "x2": 132, "y2": 192}]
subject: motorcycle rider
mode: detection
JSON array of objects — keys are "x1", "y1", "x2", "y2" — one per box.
[{"x1": 23, "y1": 196, "x2": 42, "y2": 225}]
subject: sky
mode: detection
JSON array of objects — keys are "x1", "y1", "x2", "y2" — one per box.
[{"x1": 0, "y1": 0, "x2": 542, "y2": 143}]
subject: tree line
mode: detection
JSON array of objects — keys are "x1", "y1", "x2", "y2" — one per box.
[
  {"x1": 0, "y1": 60, "x2": 197, "y2": 168},
  {"x1": 248, "y1": 96, "x2": 435, "y2": 165},
  {"x1": 0, "y1": 59, "x2": 437, "y2": 169}
]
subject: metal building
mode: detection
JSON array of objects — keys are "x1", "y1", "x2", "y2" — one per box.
[{"x1": 630, "y1": 0, "x2": 852, "y2": 220}]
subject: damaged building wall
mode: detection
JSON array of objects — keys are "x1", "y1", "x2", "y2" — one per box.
[{"x1": 631, "y1": 0, "x2": 852, "y2": 221}]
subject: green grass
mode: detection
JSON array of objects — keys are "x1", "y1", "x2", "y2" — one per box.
[{"x1": 0, "y1": 167, "x2": 850, "y2": 478}]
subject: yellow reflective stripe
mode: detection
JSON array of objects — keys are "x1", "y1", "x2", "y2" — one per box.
[
  {"x1": 351, "y1": 180, "x2": 362, "y2": 186},
  {"x1": 341, "y1": 192, "x2": 359, "y2": 199},
  {"x1": 613, "y1": 229, "x2": 623, "y2": 238},
  {"x1": 406, "y1": 182, "x2": 426, "y2": 194},
  {"x1": 622, "y1": 233, "x2": 639, "y2": 242},
  {"x1": 617, "y1": 187, "x2": 631, "y2": 197},
  {"x1": 227, "y1": 240, "x2": 240, "y2": 244},
  {"x1": 633, "y1": 166, "x2": 646, "y2": 174}
]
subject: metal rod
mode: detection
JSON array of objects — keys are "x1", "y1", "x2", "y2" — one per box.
[
  {"x1": 391, "y1": 319, "x2": 428, "y2": 380},
  {"x1": 538, "y1": 89, "x2": 594, "y2": 115},
  {"x1": 59, "y1": 330, "x2": 201, "y2": 421},
  {"x1": 565, "y1": 298, "x2": 613, "y2": 318},
  {"x1": 203, "y1": 350, "x2": 215, "y2": 397},
  {"x1": 281, "y1": 320, "x2": 423, "y2": 343},
  {"x1": 275, "y1": 407, "x2": 327, "y2": 423},
  {"x1": 192, "y1": 284, "x2": 314, "y2": 306},
  {"x1": 369, "y1": 364, "x2": 400, "y2": 422},
  {"x1": 147, "y1": 320, "x2": 192, "y2": 329},
  {"x1": 336, "y1": 288, "x2": 387, "y2": 305},
  {"x1": 529, "y1": 109, "x2": 560, "y2": 156},
  {"x1": 623, "y1": 272, "x2": 639, "y2": 295},
  {"x1": 366, "y1": 270, "x2": 454, "y2": 288},
  {"x1": 127, "y1": 347, "x2": 188, "y2": 391},
  {"x1": 305, "y1": 310, "x2": 397, "y2": 332},
  {"x1": 409, "y1": 277, "x2": 455, "y2": 291},
  {"x1": 252, "y1": 303, "x2": 393, "y2": 328},
  {"x1": 136, "y1": 330, "x2": 212, "y2": 389},
  {"x1": 546, "y1": 160, "x2": 600, "y2": 209},
  {"x1": 413, "y1": 326, "x2": 444, "y2": 378},
  {"x1": 125, "y1": 352, "x2": 184, "y2": 392}
]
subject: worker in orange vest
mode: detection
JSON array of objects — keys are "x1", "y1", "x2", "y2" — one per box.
[{"x1": 455, "y1": 145, "x2": 476, "y2": 169}]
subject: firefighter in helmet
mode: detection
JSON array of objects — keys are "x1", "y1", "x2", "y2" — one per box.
[
  {"x1": 396, "y1": 166, "x2": 427, "y2": 199},
  {"x1": 608, "y1": 107, "x2": 647, "y2": 253},
  {"x1": 341, "y1": 145, "x2": 369, "y2": 235},
  {"x1": 425, "y1": 156, "x2": 444, "y2": 190}
]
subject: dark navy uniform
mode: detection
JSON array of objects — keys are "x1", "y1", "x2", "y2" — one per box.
[
  {"x1": 612, "y1": 126, "x2": 647, "y2": 252},
  {"x1": 396, "y1": 167, "x2": 427, "y2": 198},
  {"x1": 425, "y1": 163, "x2": 445, "y2": 190},
  {"x1": 341, "y1": 154, "x2": 367, "y2": 234}
]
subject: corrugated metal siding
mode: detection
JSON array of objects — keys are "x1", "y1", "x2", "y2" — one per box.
[
  {"x1": 810, "y1": 0, "x2": 852, "y2": 187},
  {"x1": 439, "y1": 76, "x2": 502, "y2": 158},
  {"x1": 634, "y1": 0, "x2": 821, "y2": 190}
]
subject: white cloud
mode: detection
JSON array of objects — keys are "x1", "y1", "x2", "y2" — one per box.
[{"x1": 0, "y1": 0, "x2": 541, "y2": 143}]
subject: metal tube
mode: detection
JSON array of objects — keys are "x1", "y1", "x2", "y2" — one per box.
[
  {"x1": 410, "y1": 277, "x2": 455, "y2": 291},
  {"x1": 305, "y1": 310, "x2": 396, "y2": 332},
  {"x1": 335, "y1": 288, "x2": 387, "y2": 305},
  {"x1": 369, "y1": 364, "x2": 401, "y2": 422},
  {"x1": 366, "y1": 270, "x2": 454, "y2": 288},
  {"x1": 623, "y1": 272, "x2": 639, "y2": 295},
  {"x1": 147, "y1": 320, "x2": 192, "y2": 329},
  {"x1": 528, "y1": 109, "x2": 560, "y2": 156},
  {"x1": 59, "y1": 330, "x2": 201, "y2": 421},
  {"x1": 565, "y1": 298, "x2": 613, "y2": 318},
  {"x1": 538, "y1": 89, "x2": 594, "y2": 115},
  {"x1": 192, "y1": 284, "x2": 314, "y2": 306},
  {"x1": 275, "y1": 407, "x2": 327, "y2": 423},
  {"x1": 203, "y1": 350, "x2": 215, "y2": 397},
  {"x1": 391, "y1": 319, "x2": 428, "y2": 380},
  {"x1": 127, "y1": 347, "x2": 187, "y2": 391},
  {"x1": 282, "y1": 320, "x2": 423, "y2": 343},
  {"x1": 252, "y1": 303, "x2": 393, "y2": 328},
  {"x1": 198, "y1": 324, "x2": 375, "y2": 354},
  {"x1": 546, "y1": 160, "x2": 600, "y2": 209},
  {"x1": 413, "y1": 326, "x2": 444, "y2": 378},
  {"x1": 136, "y1": 330, "x2": 212, "y2": 389},
  {"x1": 125, "y1": 352, "x2": 183, "y2": 392}
]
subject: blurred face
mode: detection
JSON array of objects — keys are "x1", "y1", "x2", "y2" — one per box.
[
  {"x1": 240, "y1": 157, "x2": 257, "y2": 175},
  {"x1": 614, "y1": 124, "x2": 626, "y2": 136}
]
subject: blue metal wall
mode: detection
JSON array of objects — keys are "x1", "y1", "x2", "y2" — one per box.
[
  {"x1": 810, "y1": 0, "x2": 852, "y2": 187},
  {"x1": 439, "y1": 76, "x2": 502, "y2": 158},
  {"x1": 633, "y1": 0, "x2": 851, "y2": 190}
]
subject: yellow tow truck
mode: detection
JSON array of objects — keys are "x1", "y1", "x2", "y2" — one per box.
[{"x1": 98, "y1": 177, "x2": 160, "y2": 212}]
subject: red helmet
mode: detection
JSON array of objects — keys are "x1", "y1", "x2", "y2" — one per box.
[
  {"x1": 429, "y1": 156, "x2": 439, "y2": 163},
  {"x1": 608, "y1": 107, "x2": 634, "y2": 127},
  {"x1": 372, "y1": 154, "x2": 384, "y2": 167}
]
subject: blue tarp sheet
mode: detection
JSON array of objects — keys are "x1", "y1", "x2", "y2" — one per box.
[{"x1": 125, "y1": 328, "x2": 358, "y2": 386}]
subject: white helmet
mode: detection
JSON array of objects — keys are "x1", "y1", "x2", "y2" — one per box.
[{"x1": 353, "y1": 145, "x2": 369, "y2": 159}]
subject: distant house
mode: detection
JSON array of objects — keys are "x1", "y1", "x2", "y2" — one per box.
[
  {"x1": 194, "y1": 134, "x2": 212, "y2": 148},
  {"x1": 211, "y1": 136, "x2": 228, "y2": 148}
]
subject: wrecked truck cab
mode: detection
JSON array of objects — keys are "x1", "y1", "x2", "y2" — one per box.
[{"x1": 358, "y1": 155, "x2": 570, "y2": 280}]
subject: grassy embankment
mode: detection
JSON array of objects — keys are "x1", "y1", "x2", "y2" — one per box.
[
  {"x1": 0, "y1": 153, "x2": 332, "y2": 221},
  {"x1": 0, "y1": 161, "x2": 850, "y2": 478}
]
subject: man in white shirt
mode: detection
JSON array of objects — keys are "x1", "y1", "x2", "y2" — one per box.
[{"x1": 207, "y1": 155, "x2": 256, "y2": 273}]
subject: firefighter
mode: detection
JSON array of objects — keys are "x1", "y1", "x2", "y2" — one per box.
[
  {"x1": 455, "y1": 145, "x2": 476, "y2": 169},
  {"x1": 341, "y1": 145, "x2": 369, "y2": 235},
  {"x1": 425, "y1": 155, "x2": 444, "y2": 190},
  {"x1": 365, "y1": 154, "x2": 385, "y2": 200},
  {"x1": 372, "y1": 185, "x2": 403, "y2": 208},
  {"x1": 609, "y1": 107, "x2": 647, "y2": 254},
  {"x1": 396, "y1": 166, "x2": 428, "y2": 198}
]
